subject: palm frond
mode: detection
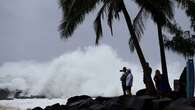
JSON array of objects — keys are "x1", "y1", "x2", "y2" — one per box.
[
  {"x1": 163, "y1": 18, "x2": 183, "y2": 35},
  {"x1": 164, "y1": 33, "x2": 195, "y2": 58},
  {"x1": 94, "y1": 3, "x2": 107, "y2": 45},
  {"x1": 133, "y1": 7, "x2": 149, "y2": 40},
  {"x1": 175, "y1": 0, "x2": 190, "y2": 8},
  {"x1": 94, "y1": 15, "x2": 103, "y2": 45},
  {"x1": 107, "y1": 3, "x2": 114, "y2": 36},
  {"x1": 135, "y1": 0, "x2": 174, "y2": 26},
  {"x1": 107, "y1": 0, "x2": 122, "y2": 36},
  {"x1": 128, "y1": 7, "x2": 149, "y2": 52},
  {"x1": 129, "y1": 37, "x2": 135, "y2": 52},
  {"x1": 59, "y1": 0, "x2": 99, "y2": 39}
]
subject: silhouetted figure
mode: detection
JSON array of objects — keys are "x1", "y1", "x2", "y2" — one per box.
[
  {"x1": 143, "y1": 63, "x2": 157, "y2": 95},
  {"x1": 120, "y1": 67, "x2": 128, "y2": 95},
  {"x1": 126, "y1": 69, "x2": 133, "y2": 96},
  {"x1": 154, "y1": 69, "x2": 162, "y2": 91}
]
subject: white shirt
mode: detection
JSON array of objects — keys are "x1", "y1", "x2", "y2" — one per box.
[{"x1": 126, "y1": 72, "x2": 133, "y2": 87}]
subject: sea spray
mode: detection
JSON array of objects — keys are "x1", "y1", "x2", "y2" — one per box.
[{"x1": 0, "y1": 45, "x2": 185, "y2": 98}]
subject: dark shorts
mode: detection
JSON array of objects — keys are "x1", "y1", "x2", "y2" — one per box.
[{"x1": 126, "y1": 86, "x2": 132, "y2": 89}]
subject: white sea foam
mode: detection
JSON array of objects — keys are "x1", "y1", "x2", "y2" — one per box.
[{"x1": 0, "y1": 45, "x2": 187, "y2": 98}]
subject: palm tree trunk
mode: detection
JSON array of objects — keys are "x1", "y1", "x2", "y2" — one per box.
[
  {"x1": 157, "y1": 23, "x2": 171, "y2": 92},
  {"x1": 120, "y1": 2, "x2": 146, "y2": 67},
  {"x1": 121, "y1": 1, "x2": 156, "y2": 95}
]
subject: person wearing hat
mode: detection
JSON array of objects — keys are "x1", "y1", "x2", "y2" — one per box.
[
  {"x1": 126, "y1": 69, "x2": 133, "y2": 96},
  {"x1": 120, "y1": 67, "x2": 128, "y2": 95}
]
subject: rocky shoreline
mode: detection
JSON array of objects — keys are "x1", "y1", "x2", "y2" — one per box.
[{"x1": 32, "y1": 95, "x2": 195, "y2": 110}]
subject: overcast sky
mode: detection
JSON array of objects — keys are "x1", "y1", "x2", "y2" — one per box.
[{"x1": 0, "y1": 0, "x2": 194, "y2": 68}]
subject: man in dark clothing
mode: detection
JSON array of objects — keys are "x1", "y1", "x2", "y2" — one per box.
[
  {"x1": 143, "y1": 63, "x2": 157, "y2": 95},
  {"x1": 120, "y1": 67, "x2": 128, "y2": 95},
  {"x1": 154, "y1": 69, "x2": 162, "y2": 91}
]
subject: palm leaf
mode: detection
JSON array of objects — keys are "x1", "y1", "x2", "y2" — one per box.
[
  {"x1": 164, "y1": 35, "x2": 195, "y2": 58},
  {"x1": 107, "y1": 2, "x2": 114, "y2": 36},
  {"x1": 59, "y1": 0, "x2": 99, "y2": 39},
  {"x1": 133, "y1": 7, "x2": 149, "y2": 40},
  {"x1": 94, "y1": 0, "x2": 123, "y2": 44},
  {"x1": 163, "y1": 18, "x2": 183, "y2": 35},
  {"x1": 94, "y1": 3, "x2": 106, "y2": 44},
  {"x1": 135, "y1": 0, "x2": 174, "y2": 26},
  {"x1": 129, "y1": 7, "x2": 149, "y2": 52},
  {"x1": 107, "y1": 0, "x2": 122, "y2": 35}
]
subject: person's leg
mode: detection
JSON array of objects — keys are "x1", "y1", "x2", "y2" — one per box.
[
  {"x1": 126, "y1": 87, "x2": 132, "y2": 96},
  {"x1": 129, "y1": 87, "x2": 132, "y2": 96},
  {"x1": 122, "y1": 85, "x2": 126, "y2": 95}
]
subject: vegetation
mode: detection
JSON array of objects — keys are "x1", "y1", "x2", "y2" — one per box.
[
  {"x1": 133, "y1": 0, "x2": 195, "y2": 93},
  {"x1": 58, "y1": 0, "x2": 195, "y2": 96}
]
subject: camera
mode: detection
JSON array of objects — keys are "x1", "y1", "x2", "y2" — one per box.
[
  {"x1": 120, "y1": 69, "x2": 125, "y2": 72},
  {"x1": 120, "y1": 67, "x2": 127, "y2": 72}
]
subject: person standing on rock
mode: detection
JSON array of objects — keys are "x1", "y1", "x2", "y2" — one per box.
[
  {"x1": 120, "y1": 67, "x2": 128, "y2": 95},
  {"x1": 154, "y1": 69, "x2": 162, "y2": 91},
  {"x1": 126, "y1": 69, "x2": 133, "y2": 96}
]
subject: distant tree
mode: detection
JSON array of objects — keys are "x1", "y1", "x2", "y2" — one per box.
[{"x1": 58, "y1": 0, "x2": 156, "y2": 95}]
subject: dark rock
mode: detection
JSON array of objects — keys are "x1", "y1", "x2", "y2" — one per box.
[
  {"x1": 152, "y1": 98, "x2": 172, "y2": 110},
  {"x1": 32, "y1": 107, "x2": 43, "y2": 110},
  {"x1": 66, "y1": 95, "x2": 91, "y2": 105},
  {"x1": 30, "y1": 95, "x2": 46, "y2": 98},
  {"x1": 136, "y1": 89, "x2": 147, "y2": 96},
  {"x1": 94, "y1": 96, "x2": 113, "y2": 103},
  {"x1": 138, "y1": 95, "x2": 158, "y2": 110},
  {"x1": 118, "y1": 96, "x2": 135, "y2": 110},
  {"x1": 94, "y1": 97, "x2": 122, "y2": 110},
  {"x1": 60, "y1": 105, "x2": 68, "y2": 110},
  {"x1": 44, "y1": 103, "x2": 61, "y2": 110},
  {"x1": 31, "y1": 95, "x2": 195, "y2": 110},
  {"x1": 68, "y1": 98, "x2": 94, "y2": 108},
  {"x1": 103, "y1": 98, "x2": 123, "y2": 110},
  {"x1": 0, "y1": 88, "x2": 9, "y2": 99},
  {"x1": 190, "y1": 98, "x2": 195, "y2": 107},
  {"x1": 164, "y1": 98, "x2": 195, "y2": 110},
  {"x1": 14, "y1": 90, "x2": 23, "y2": 98},
  {"x1": 88, "y1": 103, "x2": 105, "y2": 110},
  {"x1": 119, "y1": 95, "x2": 156, "y2": 110},
  {"x1": 169, "y1": 98, "x2": 190, "y2": 105}
]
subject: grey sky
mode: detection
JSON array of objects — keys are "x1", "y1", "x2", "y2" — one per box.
[{"x1": 0, "y1": 0, "x2": 194, "y2": 68}]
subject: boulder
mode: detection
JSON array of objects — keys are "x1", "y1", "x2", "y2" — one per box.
[
  {"x1": 0, "y1": 88, "x2": 9, "y2": 99},
  {"x1": 32, "y1": 107, "x2": 43, "y2": 110},
  {"x1": 152, "y1": 98, "x2": 172, "y2": 110},
  {"x1": 31, "y1": 95, "x2": 195, "y2": 110},
  {"x1": 164, "y1": 98, "x2": 195, "y2": 110},
  {"x1": 44, "y1": 103, "x2": 61, "y2": 110},
  {"x1": 66, "y1": 95, "x2": 91, "y2": 105}
]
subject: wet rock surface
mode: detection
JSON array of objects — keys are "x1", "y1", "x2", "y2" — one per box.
[{"x1": 32, "y1": 95, "x2": 195, "y2": 110}]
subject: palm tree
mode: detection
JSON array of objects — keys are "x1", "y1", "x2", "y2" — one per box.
[
  {"x1": 134, "y1": 0, "x2": 177, "y2": 92},
  {"x1": 59, "y1": 0, "x2": 156, "y2": 95},
  {"x1": 134, "y1": 0, "x2": 195, "y2": 93}
]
